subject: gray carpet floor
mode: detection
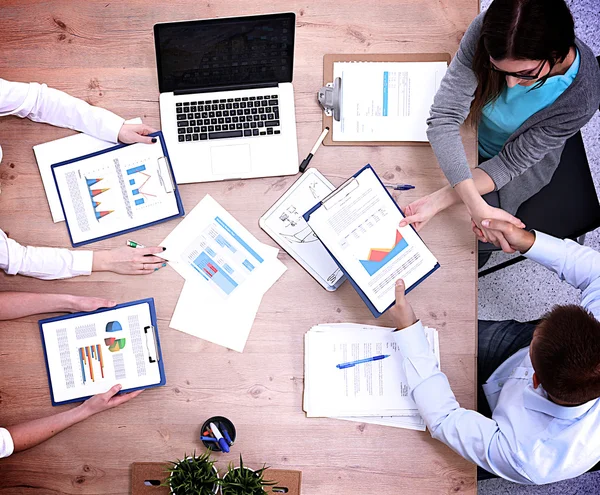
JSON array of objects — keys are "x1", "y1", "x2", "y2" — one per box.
[{"x1": 477, "y1": 0, "x2": 600, "y2": 493}]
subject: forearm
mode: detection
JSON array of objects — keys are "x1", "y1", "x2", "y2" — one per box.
[
  {"x1": 0, "y1": 292, "x2": 78, "y2": 320},
  {"x1": 7, "y1": 404, "x2": 91, "y2": 453}
]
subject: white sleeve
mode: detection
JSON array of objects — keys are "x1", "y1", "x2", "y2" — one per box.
[
  {"x1": 0, "y1": 230, "x2": 93, "y2": 280},
  {"x1": 525, "y1": 231, "x2": 600, "y2": 319},
  {"x1": 393, "y1": 322, "x2": 531, "y2": 484},
  {"x1": 0, "y1": 78, "x2": 124, "y2": 143},
  {"x1": 0, "y1": 427, "x2": 14, "y2": 458}
]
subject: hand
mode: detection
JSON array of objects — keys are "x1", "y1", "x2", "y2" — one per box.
[
  {"x1": 80, "y1": 384, "x2": 143, "y2": 417},
  {"x1": 468, "y1": 201, "x2": 525, "y2": 253},
  {"x1": 92, "y1": 246, "x2": 167, "y2": 275},
  {"x1": 399, "y1": 186, "x2": 459, "y2": 231},
  {"x1": 68, "y1": 295, "x2": 117, "y2": 312},
  {"x1": 388, "y1": 279, "x2": 418, "y2": 330},
  {"x1": 117, "y1": 123, "x2": 159, "y2": 145},
  {"x1": 479, "y1": 219, "x2": 535, "y2": 253}
]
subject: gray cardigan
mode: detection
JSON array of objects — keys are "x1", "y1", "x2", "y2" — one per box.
[{"x1": 426, "y1": 12, "x2": 600, "y2": 215}]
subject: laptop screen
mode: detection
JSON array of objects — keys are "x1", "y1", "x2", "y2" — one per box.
[{"x1": 154, "y1": 13, "x2": 295, "y2": 93}]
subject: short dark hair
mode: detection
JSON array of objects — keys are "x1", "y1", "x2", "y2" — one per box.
[
  {"x1": 531, "y1": 305, "x2": 600, "y2": 405},
  {"x1": 469, "y1": 0, "x2": 576, "y2": 125}
]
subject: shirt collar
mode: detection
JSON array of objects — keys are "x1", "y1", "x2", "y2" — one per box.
[{"x1": 524, "y1": 385, "x2": 597, "y2": 419}]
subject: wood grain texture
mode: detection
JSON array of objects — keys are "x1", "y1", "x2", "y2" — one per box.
[{"x1": 0, "y1": 0, "x2": 479, "y2": 493}]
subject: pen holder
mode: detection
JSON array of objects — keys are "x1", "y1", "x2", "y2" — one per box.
[{"x1": 201, "y1": 416, "x2": 236, "y2": 452}]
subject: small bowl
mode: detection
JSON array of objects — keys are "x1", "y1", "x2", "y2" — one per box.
[{"x1": 201, "y1": 416, "x2": 236, "y2": 452}]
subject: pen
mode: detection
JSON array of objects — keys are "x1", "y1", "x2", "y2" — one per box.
[
  {"x1": 222, "y1": 427, "x2": 233, "y2": 446},
  {"x1": 336, "y1": 354, "x2": 391, "y2": 369},
  {"x1": 201, "y1": 436, "x2": 218, "y2": 442},
  {"x1": 299, "y1": 127, "x2": 329, "y2": 173},
  {"x1": 209, "y1": 422, "x2": 230, "y2": 453},
  {"x1": 384, "y1": 183, "x2": 415, "y2": 191},
  {"x1": 126, "y1": 239, "x2": 169, "y2": 260}
]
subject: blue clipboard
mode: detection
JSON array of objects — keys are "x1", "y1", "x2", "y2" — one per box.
[
  {"x1": 304, "y1": 164, "x2": 440, "y2": 318},
  {"x1": 38, "y1": 298, "x2": 166, "y2": 406},
  {"x1": 52, "y1": 131, "x2": 184, "y2": 247}
]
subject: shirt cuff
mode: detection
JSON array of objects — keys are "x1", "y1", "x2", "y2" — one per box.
[
  {"x1": 73, "y1": 250, "x2": 94, "y2": 276},
  {"x1": 523, "y1": 231, "x2": 564, "y2": 264},
  {"x1": 0, "y1": 427, "x2": 15, "y2": 458},
  {"x1": 97, "y1": 109, "x2": 125, "y2": 143},
  {"x1": 393, "y1": 321, "x2": 430, "y2": 357},
  {"x1": 477, "y1": 156, "x2": 511, "y2": 190}
]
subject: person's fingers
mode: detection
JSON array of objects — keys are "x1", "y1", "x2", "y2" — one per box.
[
  {"x1": 137, "y1": 246, "x2": 167, "y2": 257},
  {"x1": 133, "y1": 134, "x2": 155, "y2": 145},
  {"x1": 394, "y1": 279, "x2": 407, "y2": 303},
  {"x1": 89, "y1": 298, "x2": 117, "y2": 309},
  {"x1": 399, "y1": 215, "x2": 420, "y2": 228},
  {"x1": 108, "y1": 389, "x2": 144, "y2": 407},
  {"x1": 135, "y1": 255, "x2": 164, "y2": 264},
  {"x1": 497, "y1": 234, "x2": 515, "y2": 254},
  {"x1": 481, "y1": 219, "x2": 513, "y2": 232},
  {"x1": 492, "y1": 210, "x2": 525, "y2": 229},
  {"x1": 102, "y1": 384, "x2": 123, "y2": 400},
  {"x1": 141, "y1": 124, "x2": 159, "y2": 134}
]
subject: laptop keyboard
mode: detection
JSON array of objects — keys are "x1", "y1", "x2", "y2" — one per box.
[{"x1": 175, "y1": 95, "x2": 281, "y2": 142}]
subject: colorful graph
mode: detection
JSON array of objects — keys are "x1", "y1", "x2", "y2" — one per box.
[
  {"x1": 85, "y1": 177, "x2": 114, "y2": 221},
  {"x1": 78, "y1": 344, "x2": 104, "y2": 384},
  {"x1": 106, "y1": 321, "x2": 123, "y2": 332},
  {"x1": 126, "y1": 164, "x2": 156, "y2": 208},
  {"x1": 359, "y1": 230, "x2": 408, "y2": 276},
  {"x1": 104, "y1": 337, "x2": 126, "y2": 352}
]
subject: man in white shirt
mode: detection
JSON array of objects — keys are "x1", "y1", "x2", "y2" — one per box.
[{"x1": 389, "y1": 220, "x2": 600, "y2": 484}]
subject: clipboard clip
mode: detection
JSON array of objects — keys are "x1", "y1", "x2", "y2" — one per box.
[
  {"x1": 318, "y1": 77, "x2": 342, "y2": 122},
  {"x1": 157, "y1": 156, "x2": 175, "y2": 194},
  {"x1": 321, "y1": 176, "x2": 359, "y2": 210},
  {"x1": 144, "y1": 325, "x2": 159, "y2": 363}
]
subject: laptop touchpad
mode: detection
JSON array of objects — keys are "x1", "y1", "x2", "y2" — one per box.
[{"x1": 210, "y1": 144, "x2": 252, "y2": 176}]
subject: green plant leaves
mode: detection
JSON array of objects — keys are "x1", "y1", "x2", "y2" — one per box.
[{"x1": 163, "y1": 450, "x2": 219, "y2": 495}]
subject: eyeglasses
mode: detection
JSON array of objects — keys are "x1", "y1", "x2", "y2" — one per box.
[{"x1": 489, "y1": 59, "x2": 548, "y2": 80}]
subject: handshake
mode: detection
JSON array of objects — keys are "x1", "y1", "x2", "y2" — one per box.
[{"x1": 472, "y1": 219, "x2": 535, "y2": 254}]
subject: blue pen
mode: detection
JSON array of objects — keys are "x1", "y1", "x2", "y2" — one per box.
[
  {"x1": 336, "y1": 354, "x2": 391, "y2": 369},
  {"x1": 222, "y1": 428, "x2": 234, "y2": 446},
  {"x1": 201, "y1": 436, "x2": 218, "y2": 442},
  {"x1": 384, "y1": 183, "x2": 415, "y2": 191}
]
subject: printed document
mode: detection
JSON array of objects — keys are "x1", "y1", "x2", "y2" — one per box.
[
  {"x1": 40, "y1": 301, "x2": 162, "y2": 404},
  {"x1": 306, "y1": 166, "x2": 438, "y2": 314},
  {"x1": 332, "y1": 61, "x2": 447, "y2": 141}
]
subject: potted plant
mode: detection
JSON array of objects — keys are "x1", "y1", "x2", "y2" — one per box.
[
  {"x1": 164, "y1": 450, "x2": 220, "y2": 495},
  {"x1": 220, "y1": 455, "x2": 276, "y2": 495}
]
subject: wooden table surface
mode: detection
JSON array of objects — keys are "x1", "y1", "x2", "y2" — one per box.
[{"x1": 0, "y1": 1, "x2": 478, "y2": 493}]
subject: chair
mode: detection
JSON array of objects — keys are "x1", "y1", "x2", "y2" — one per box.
[
  {"x1": 479, "y1": 55, "x2": 600, "y2": 277},
  {"x1": 478, "y1": 130, "x2": 600, "y2": 277}
]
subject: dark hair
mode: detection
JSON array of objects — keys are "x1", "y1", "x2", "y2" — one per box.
[
  {"x1": 469, "y1": 0, "x2": 575, "y2": 125},
  {"x1": 531, "y1": 305, "x2": 600, "y2": 405}
]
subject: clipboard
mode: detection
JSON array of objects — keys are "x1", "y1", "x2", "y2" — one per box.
[
  {"x1": 320, "y1": 53, "x2": 451, "y2": 146},
  {"x1": 304, "y1": 164, "x2": 440, "y2": 318},
  {"x1": 39, "y1": 298, "x2": 166, "y2": 406},
  {"x1": 52, "y1": 131, "x2": 184, "y2": 247},
  {"x1": 259, "y1": 168, "x2": 345, "y2": 291}
]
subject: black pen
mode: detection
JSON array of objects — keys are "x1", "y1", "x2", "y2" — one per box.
[{"x1": 299, "y1": 127, "x2": 329, "y2": 173}]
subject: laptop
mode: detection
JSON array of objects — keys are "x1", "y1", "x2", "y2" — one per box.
[{"x1": 154, "y1": 13, "x2": 299, "y2": 184}]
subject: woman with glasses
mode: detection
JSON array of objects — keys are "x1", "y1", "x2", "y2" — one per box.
[{"x1": 399, "y1": 0, "x2": 600, "y2": 256}]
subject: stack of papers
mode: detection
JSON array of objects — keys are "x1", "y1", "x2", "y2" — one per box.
[
  {"x1": 303, "y1": 323, "x2": 440, "y2": 431},
  {"x1": 161, "y1": 195, "x2": 286, "y2": 352}
]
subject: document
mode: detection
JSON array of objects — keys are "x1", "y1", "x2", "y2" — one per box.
[
  {"x1": 306, "y1": 166, "x2": 439, "y2": 315},
  {"x1": 34, "y1": 117, "x2": 142, "y2": 223},
  {"x1": 260, "y1": 168, "x2": 345, "y2": 291},
  {"x1": 52, "y1": 134, "x2": 182, "y2": 246},
  {"x1": 332, "y1": 62, "x2": 447, "y2": 141},
  {"x1": 303, "y1": 323, "x2": 440, "y2": 427},
  {"x1": 162, "y1": 195, "x2": 287, "y2": 352},
  {"x1": 39, "y1": 299, "x2": 165, "y2": 405}
]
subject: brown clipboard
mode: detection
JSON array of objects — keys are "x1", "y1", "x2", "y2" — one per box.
[{"x1": 322, "y1": 53, "x2": 451, "y2": 146}]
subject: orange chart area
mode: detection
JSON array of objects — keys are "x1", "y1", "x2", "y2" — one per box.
[{"x1": 359, "y1": 230, "x2": 408, "y2": 276}]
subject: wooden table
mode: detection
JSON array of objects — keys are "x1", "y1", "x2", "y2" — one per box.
[{"x1": 0, "y1": 1, "x2": 478, "y2": 493}]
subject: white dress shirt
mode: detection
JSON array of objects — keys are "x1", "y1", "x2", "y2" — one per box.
[{"x1": 394, "y1": 231, "x2": 600, "y2": 484}]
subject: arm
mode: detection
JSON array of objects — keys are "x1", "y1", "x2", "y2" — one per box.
[
  {"x1": 0, "y1": 230, "x2": 166, "y2": 279},
  {"x1": 0, "y1": 78, "x2": 124, "y2": 143},
  {"x1": 2, "y1": 385, "x2": 142, "y2": 458},
  {"x1": 388, "y1": 281, "x2": 531, "y2": 483},
  {"x1": 0, "y1": 293, "x2": 116, "y2": 320}
]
